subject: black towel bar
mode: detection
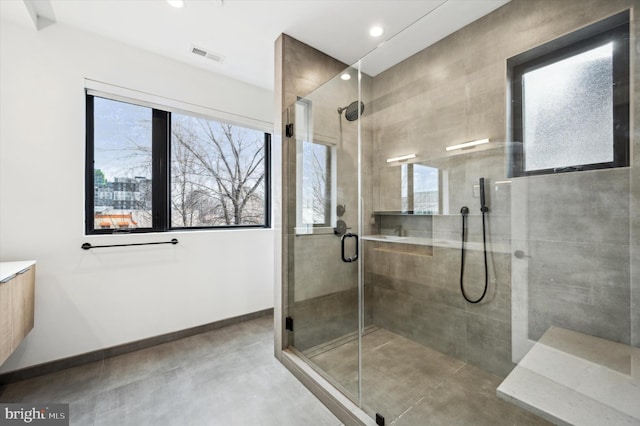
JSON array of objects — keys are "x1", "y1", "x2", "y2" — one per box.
[{"x1": 81, "y1": 239, "x2": 178, "y2": 250}]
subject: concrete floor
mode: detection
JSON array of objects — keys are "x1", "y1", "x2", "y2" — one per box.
[
  {"x1": 0, "y1": 315, "x2": 341, "y2": 426},
  {"x1": 305, "y1": 327, "x2": 551, "y2": 425}
]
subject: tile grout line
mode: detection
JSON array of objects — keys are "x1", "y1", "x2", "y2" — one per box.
[{"x1": 390, "y1": 395, "x2": 425, "y2": 425}]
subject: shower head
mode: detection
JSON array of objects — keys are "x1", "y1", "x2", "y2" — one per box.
[{"x1": 338, "y1": 101, "x2": 365, "y2": 121}]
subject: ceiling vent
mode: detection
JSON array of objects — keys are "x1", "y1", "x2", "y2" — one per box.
[{"x1": 191, "y1": 44, "x2": 225, "y2": 63}]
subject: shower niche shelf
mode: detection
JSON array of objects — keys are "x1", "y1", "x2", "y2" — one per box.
[
  {"x1": 371, "y1": 211, "x2": 434, "y2": 248},
  {"x1": 363, "y1": 238, "x2": 433, "y2": 257}
]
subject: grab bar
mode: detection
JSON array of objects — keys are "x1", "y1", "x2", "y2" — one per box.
[{"x1": 81, "y1": 238, "x2": 179, "y2": 250}]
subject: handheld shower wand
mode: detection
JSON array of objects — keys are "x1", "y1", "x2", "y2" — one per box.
[
  {"x1": 479, "y1": 177, "x2": 489, "y2": 213},
  {"x1": 459, "y1": 177, "x2": 489, "y2": 304}
]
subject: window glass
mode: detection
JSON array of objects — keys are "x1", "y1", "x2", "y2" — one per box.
[
  {"x1": 86, "y1": 94, "x2": 270, "y2": 234},
  {"x1": 170, "y1": 113, "x2": 267, "y2": 227},
  {"x1": 413, "y1": 164, "x2": 439, "y2": 214},
  {"x1": 300, "y1": 141, "x2": 332, "y2": 226},
  {"x1": 523, "y1": 43, "x2": 614, "y2": 171},
  {"x1": 294, "y1": 98, "x2": 336, "y2": 234},
  {"x1": 508, "y1": 11, "x2": 629, "y2": 177},
  {"x1": 92, "y1": 97, "x2": 152, "y2": 230},
  {"x1": 401, "y1": 164, "x2": 439, "y2": 214}
]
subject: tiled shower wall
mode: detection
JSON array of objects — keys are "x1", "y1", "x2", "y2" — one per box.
[{"x1": 365, "y1": 0, "x2": 639, "y2": 376}]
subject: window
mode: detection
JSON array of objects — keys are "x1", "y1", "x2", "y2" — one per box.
[
  {"x1": 401, "y1": 163, "x2": 439, "y2": 214},
  {"x1": 294, "y1": 98, "x2": 337, "y2": 234},
  {"x1": 300, "y1": 141, "x2": 333, "y2": 226},
  {"x1": 508, "y1": 11, "x2": 629, "y2": 177},
  {"x1": 86, "y1": 94, "x2": 270, "y2": 234}
]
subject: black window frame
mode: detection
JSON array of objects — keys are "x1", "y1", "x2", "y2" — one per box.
[
  {"x1": 508, "y1": 10, "x2": 630, "y2": 178},
  {"x1": 85, "y1": 93, "x2": 271, "y2": 235}
]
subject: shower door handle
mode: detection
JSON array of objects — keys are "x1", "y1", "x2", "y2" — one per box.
[{"x1": 341, "y1": 232, "x2": 359, "y2": 263}]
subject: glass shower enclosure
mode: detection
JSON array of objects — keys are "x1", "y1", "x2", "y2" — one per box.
[
  {"x1": 285, "y1": 64, "x2": 363, "y2": 402},
  {"x1": 279, "y1": 1, "x2": 638, "y2": 424}
]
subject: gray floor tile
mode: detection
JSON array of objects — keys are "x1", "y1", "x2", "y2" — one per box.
[
  {"x1": 304, "y1": 326, "x2": 550, "y2": 426},
  {"x1": 69, "y1": 395, "x2": 98, "y2": 426},
  {"x1": 0, "y1": 315, "x2": 339, "y2": 426},
  {"x1": 0, "y1": 360, "x2": 104, "y2": 404},
  {"x1": 393, "y1": 364, "x2": 551, "y2": 425},
  {"x1": 100, "y1": 340, "x2": 184, "y2": 392}
]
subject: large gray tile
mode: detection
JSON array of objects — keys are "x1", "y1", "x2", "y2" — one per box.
[
  {"x1": 394, "y1": 364, "x2": 551, "y2": 426},
  {"x1": 0, "y1": 315, "x2": 341, "y2": 426},
  {"x1": 528, "y1": 240, "x2": 631, "y2": 344},
  {"x1": 69, "y1": 395, "x2": 97, "y2": 426},
  {"x1": 93, "y1": 369, "x2": 189, "y2": 426},
  {"x1": 373, "y1": 285, "x2": 467, "y2": 360},
  {"x1": 0, "y1": 360, "x2": 104, "y2": 404},
  {"x1": 360, "y1": 333, "x2": 465, "y2": 421},
  {"x1": 290, "y1": 288, "x2": 359, "y2": 351},
  {"x1": 100, "y1": 340, "x2": 185, "y2": 392},
  {"x1": 526, "y1": 170, "x2": 630, "y2": 246},
  {"x1": 465, "y1": 314, "x2": 513, "y2": 378}
]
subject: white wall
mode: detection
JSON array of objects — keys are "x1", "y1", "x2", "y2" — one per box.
[{"x1": 0, "y1": 20, "x2": 275, "y2": 373}]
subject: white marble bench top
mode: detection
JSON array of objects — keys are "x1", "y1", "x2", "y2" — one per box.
[{"x1": 497, "y1": 327, "x2": 640, "y2": 426}]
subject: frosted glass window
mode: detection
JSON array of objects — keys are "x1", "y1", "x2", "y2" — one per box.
[
  {"x1": 523, "y1": 43, "x2": 613, "y2": 171},
  {"x1": 508, "y1": 11, "x2": 629, "y2": 177}
]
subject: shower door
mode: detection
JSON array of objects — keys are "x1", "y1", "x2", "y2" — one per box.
[{"x1": 286, "y1": 65, "x2": 363, "y2": 402}]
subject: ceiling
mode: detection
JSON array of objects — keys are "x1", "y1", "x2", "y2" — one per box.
[{"x1": 0, "y1": 0, "x2": 510, "y2": 91}]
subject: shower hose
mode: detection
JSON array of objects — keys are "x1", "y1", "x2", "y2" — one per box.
[{"x1": 459, "y1": 207, "x2": 488, "y2": 304}]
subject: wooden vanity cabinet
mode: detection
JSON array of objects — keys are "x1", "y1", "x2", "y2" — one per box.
[
  {"x1": 0, "y1": 263, "x2": 35, "y2": 365},
  {"x1": 0, "y1": 275, "x2": 12, "y2": 364}
]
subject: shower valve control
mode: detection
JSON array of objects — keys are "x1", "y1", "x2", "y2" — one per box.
[{"x1": 514, "y1": 250, "x2": 530, "y2": 259}]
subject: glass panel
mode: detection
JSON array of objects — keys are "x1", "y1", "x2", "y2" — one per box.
[
  {"x1": 287, "y1": 65, "x2": 361, "y2": 402},
  {"x1": 170, "y1": 113, "x2": 266, "y2": 227},
  {"x1": 93, "y1": 97, "x2": 152, "y2": 230},
  {"x1": 523, "y1": 43, "x2": 614, "y2": 171}
]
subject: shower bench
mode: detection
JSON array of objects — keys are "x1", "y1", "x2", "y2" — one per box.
[{"x1": 497, "y1": 326, "x2": 640, "y2": 425}]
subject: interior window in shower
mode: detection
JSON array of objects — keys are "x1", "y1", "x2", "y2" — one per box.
[
  {"x1": 401, "y1": 163, "x2": 439, "y2": 214},
  {"x1": 508, "y1": 10, "x2": 629, "y2": 177},
  {"x1": 295, "y1": 98, "x2": 337, "y2": 234}
]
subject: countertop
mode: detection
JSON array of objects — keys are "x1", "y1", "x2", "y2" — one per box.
[
  {"x1": 497, "y1": 326, "x2": 640, "y2": 425},
  {"x1": 0, "y1": 260, "x2": 36, "y2": 282}
]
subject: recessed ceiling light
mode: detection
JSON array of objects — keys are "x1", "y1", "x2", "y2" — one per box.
[
  {"x1": 369, "y1": 25, "x2": 384, "y2": 37},
  {"x1": 167, "y1": 0, "x2": 184, "y2": 8},
  {"x1": 340, "y1": 73, "x2": 351, "y2": 81}
]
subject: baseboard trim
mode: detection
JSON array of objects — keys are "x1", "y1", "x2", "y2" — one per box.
[{"x1": 0, "y1": 308, "x2": 273, "y2": 386}]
